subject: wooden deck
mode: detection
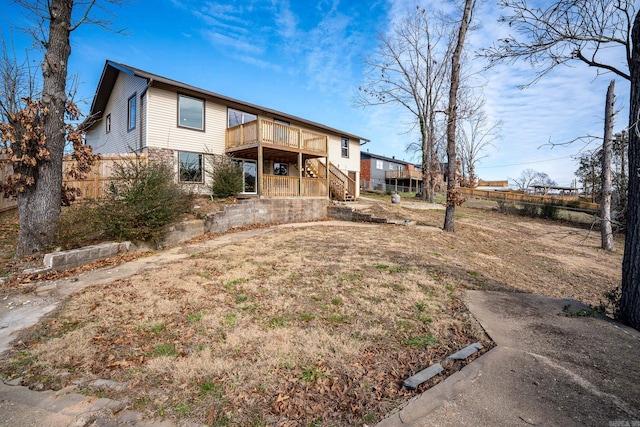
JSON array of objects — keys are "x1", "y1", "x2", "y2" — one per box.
[
  {"x1": 226, "y1": 120, "x2": 328, "y2": 156},
  {"x1": 385, "y1": 170, "x2": 422, "y2": 180}
]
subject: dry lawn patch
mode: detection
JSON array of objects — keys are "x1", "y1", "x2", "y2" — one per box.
[{"x1": 0, "y1": 205, "x2": 622, "y2": 426}]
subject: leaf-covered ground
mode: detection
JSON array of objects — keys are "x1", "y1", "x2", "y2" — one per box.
[{"x1": 0, "y1": 201, "x2": 623, "y2": 426}]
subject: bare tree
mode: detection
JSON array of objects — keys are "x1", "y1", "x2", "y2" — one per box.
[
  {"x1": 457, "y1": 97, "x2": 502, "y2": 186},
  {"x1": 0, "y1": 0, "x2": 121, "y2": 257},
  {"x1": 357, "y1": 6, "x2": 453, "y2": 203},
  {"x1": 483, "y1": 0, "x2": 640, "y2": 329},
  {"x1": 510, "y1": 168, "x2": 544, "y2": 190},
  {"x1": 601, "y1": 80, "x2": 615, "y2": 251},
  {"x1": 483, "y1": 0, "x2": 634, "y2": 83},
  {"x1": 443, "y1": 0, "x2": 476, "y2": 232},
  {"x1": 0, "y1": 38, "x2": 38, "y2": 134}
]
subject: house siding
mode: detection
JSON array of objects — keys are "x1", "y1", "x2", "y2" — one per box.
[
  {"x1": 146, "y1": 87, "x2": 226, "y2": 155},
  {"x1": 328, "y1": 135, "x2": 360, "y2": 197},
  {"x1": 86, "y1": 72, "x2": 148, "y2": 154}
]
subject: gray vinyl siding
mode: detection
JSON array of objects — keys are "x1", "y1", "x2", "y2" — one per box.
[
  {"x1": 85, "y1": 73, "x2": 148, "y2": 154},
  {"x1": 146, "y1": 87, "x2": 226, "y2": 155}
]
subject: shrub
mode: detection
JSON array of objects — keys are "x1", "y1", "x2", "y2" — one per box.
[
  {"x1": 54, "y1": 201, "x2": 103, "y2": 249},
  {"x1": 207, "y1": 154, "x2": 243, "y2": 198},
  {"x1": 496, "y1": 200, "x2": 518, "y2": 214},
  {"x1": 519, "y1": 203, "x2": 539, "y2": 217},
  {"x1": 540, "y1": 203, "x2": 560, "y2": 220},
  {"x1": 98, "y1": 158, "x2": 192, "y2": 245}
]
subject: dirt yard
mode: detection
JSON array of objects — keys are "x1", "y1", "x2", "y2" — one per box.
[{"x1": 0, "y1": 199, "x2": 623, "y2": 426}]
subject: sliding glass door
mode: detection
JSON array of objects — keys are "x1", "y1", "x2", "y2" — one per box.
[{"x1": 235, "y1": 159, "x2": 257, "y2": 194}]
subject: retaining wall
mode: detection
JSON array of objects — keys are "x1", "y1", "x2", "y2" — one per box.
[
  {"x1": 43, "y1": 198, "x2": 330, "y2": 271},
  {"x1": 327, "y1": 205, "x2": 388, "y2": 223}
]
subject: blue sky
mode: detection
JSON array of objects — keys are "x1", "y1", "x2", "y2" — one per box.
[{"x1": 1, "y1": 0, "x2": 630, "y2": 187}]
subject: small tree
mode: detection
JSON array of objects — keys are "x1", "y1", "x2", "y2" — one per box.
[
  {"x1": 99, "y1": 157, "x2": 192, "y2": 245},
  {"x1": 457, "y1": 97, "x2": 502, "y2": 187},
  {"x1": 207, "y1": 154, "x2": 243, "y2": 198}
]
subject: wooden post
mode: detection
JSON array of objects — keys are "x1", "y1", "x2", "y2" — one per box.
[
  {"x1": 298, "y1": 153, "x2": 303, "y2": 196},
  {"x1": 257, "y1": 119, "x2": 263, "y2": 197},
  {"x1": 326, "y1": 158, "x2": 330, "y2": 199}
]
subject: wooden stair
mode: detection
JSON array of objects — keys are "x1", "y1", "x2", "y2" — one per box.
[{"x1": 305, "y1": 159, "x2": 356, "y2": 202}]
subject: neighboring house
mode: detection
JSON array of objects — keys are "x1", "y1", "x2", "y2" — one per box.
[
  {"x1": 360, "y1": 151, "x2": 424, "y2": 193},
  {"x1": 84, "y1": 60, "x2": 366, "y2": 201}
]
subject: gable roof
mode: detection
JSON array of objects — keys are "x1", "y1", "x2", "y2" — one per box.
[{"x1": 86, "y1": 60, "x2": 369, "y2": 143}]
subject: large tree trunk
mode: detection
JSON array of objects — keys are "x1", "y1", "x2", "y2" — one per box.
[
  {"x1": 15, "y1": 0, "x2": 71, "y2": 256},
  {"x1": 601, "y1": 80, "x2": 615, "y2": 251},
  {"x1": 619, "y1": 13, "x2": 640, "y2": 330},
  {"x1": 443, "y1": 0, "x2": 474, "y2": 232}
]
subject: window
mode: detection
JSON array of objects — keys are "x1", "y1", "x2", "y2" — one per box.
[
  {"x1": 228, "y1": 108, "x2": 257, "y2": 127},
  {"x1": 341, "y1": 137, "x2": 349, "y2": 158},
  {"x1": 127, "y1": 94, "x2": 136, "y2": 131},
  {"x1": 105, "y1": 114, "x2": 111, "y2": 133},
  {"x1": 178, "y1": 95, "x2": 204, "y2": 130},
  {"x1": 274, "y1": 163, "x2": 288, "y2": 176},
  {"x1": 179, "y1": 152, "x2": 203, "y2": 183},
  {"x1": 389, "y1": 164, "x2": 395, "y2": 171},
  {"x1": 376, "y1": 160, "x2": 383, "y2": 170}
]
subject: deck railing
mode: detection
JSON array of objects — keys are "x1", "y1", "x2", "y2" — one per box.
[
  {"x1": 261, "y1": 175, "x2": 326, "y2": 197},
  {"x1": 385, "y1": 170, "x2": 422, "y2": 180},
  {"x1": 302, "y1": 177, "x2": 327, "y2": 197},
  {"x1": 227, "y1": 119, "x2": 328, "y2": 154}
]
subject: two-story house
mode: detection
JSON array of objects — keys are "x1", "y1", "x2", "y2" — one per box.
[
  {"x1": 360, "y1": 151, "x2": 424, "y2": 193},
  {"x1": 84, "y1": 61, "x2": 366, "y2": 201}
]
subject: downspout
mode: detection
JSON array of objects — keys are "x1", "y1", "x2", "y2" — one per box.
[{"x1": 139, "y1": 78, "x2": 153, "y2": 153}]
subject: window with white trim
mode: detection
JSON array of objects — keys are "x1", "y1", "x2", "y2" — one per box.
[
  {"x1": 127, "y1": 94, "x2": 136, "y2": 131},
  {"x1": 341, "y1": 137, "x2": 349, "y2": 158},
  {"x1": 375, "y1": 160, "x2": 383, "y2": 170},
  {"x1": 105, "y1": 114, "x2": 111, "y2": 133}
]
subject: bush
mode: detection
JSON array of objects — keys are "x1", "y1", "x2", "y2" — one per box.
[
  {"x1": 519, "y1": 203, "x2": 539, "y2": 217},
  {"x1": 98, "y1": 158, "x2": 192, "y2": 245},
  {"x1": 496, "y1": 200, "x2": 518, "y2": 214},
  {"x1": 207, "y1": 154, "x2": 243, "y2": 198},
  {"x1": 54, "y1": 201, "x2": 103, "y2": 249},
  {"x1": 540, "y1": 203, "x2": 560, "y2": 220}
]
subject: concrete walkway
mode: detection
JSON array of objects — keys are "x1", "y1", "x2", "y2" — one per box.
[{"x1": 378, "y1": 291, "x2": 640, "y2": 426}]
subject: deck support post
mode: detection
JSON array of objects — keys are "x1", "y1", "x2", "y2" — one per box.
[
  {"x1": 258, "y1": 144, "x2": 263, "y2": 198},
  {"x1": 298, "y1": 153, "x2": 303, "y2": 196}
]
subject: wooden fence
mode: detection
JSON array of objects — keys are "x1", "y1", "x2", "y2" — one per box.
[
  {"x1": 0, "y1": 153, "x2": 151, "y2": 213},
  {"x1": 0, "y1": 155, "x2": 17, "y2": 213},
  {"x1": 63, "y1": 153, "x2": 148, "y2": 200},
  {"x1": 459, "y1": 187, "x2": 599, "y2": 211}
]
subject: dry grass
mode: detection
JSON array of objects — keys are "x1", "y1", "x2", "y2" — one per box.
[{"x1": 0, "y1": 202, "x2": 623, "y2": 426}]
